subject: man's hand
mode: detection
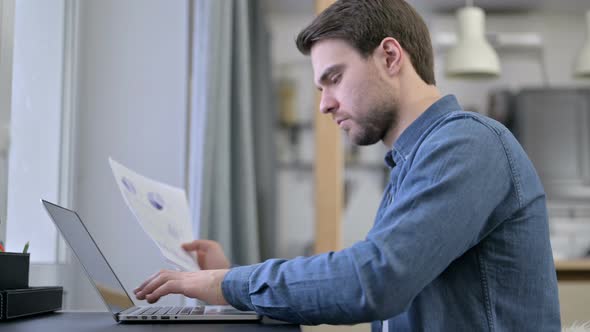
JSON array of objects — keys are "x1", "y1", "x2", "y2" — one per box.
[
  {"x1": 182, "y1": 240, "x2": 230, "y2": 270},
  {"x1": 133, "y1": 269, "x2": 229, "y2": 305}
]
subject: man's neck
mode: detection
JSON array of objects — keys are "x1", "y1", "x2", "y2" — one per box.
[{"x1": 383, "y1": 84, "x2": 441, "y2": 148}]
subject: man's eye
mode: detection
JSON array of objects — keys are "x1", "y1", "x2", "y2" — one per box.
[{"x1": 331, "y1": 75, "x2": 341, "y2": 84}]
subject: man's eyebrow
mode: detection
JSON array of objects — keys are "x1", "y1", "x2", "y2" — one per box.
[{"x1": 316, "y1": 64, "x2": 345, "y2": 87}]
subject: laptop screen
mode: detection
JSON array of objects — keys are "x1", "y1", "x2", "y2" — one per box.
[{"x1": 42, "y1": 200, "x2": 135, "y2": 314}]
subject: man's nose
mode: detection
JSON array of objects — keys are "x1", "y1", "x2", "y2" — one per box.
[{"x1": 319, "y1": 92, "x2": 338, "y2": 114}]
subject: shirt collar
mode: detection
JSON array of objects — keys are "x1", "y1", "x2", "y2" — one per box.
[{"x1": 384, "y1": 95, "x2": 462, "y2": 168}]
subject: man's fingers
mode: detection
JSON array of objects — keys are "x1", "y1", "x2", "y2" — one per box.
[
  {"x1": 135, "y1": 270, "x2": 228, "y2": 305},
  {"x1": 145, "y1": 279, "x2": 182, "y2": 304},
  {"x1": 135, "y1": 270, "x2": 175, "y2": 300},
  {"x1": 181, "y1": 240, "x2": 201, "y2": 251},
  {"x1": 182, "y1": 239, "x2": 215, "y2": 252},
  {"x1": 133, "y1": 271, "x2": 160, "y2": 294}
]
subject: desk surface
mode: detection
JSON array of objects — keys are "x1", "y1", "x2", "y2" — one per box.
[{"x1": 0, "y1": 311, "x2": 301, "y2": 332}]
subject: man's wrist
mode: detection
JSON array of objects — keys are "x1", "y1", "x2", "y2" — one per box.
[
  {"x1": 213, "y1": 269, "x2": 229, "y2": 304},
  {"x1": 221, "y1": 264, "x2": 260, "y2": 311}
]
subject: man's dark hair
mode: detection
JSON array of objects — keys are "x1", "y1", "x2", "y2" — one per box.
[{"x1": 296, "y1": 0, "x2": 435, "y2": 85}]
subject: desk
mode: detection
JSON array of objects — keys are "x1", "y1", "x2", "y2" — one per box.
[{"x1": 0, "y1": 311, "x2": 301, "y2": 332}]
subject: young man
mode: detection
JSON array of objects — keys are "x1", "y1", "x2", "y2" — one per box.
[{"x1": 135, "y1": 0, "x2": 561, "y2": 330}]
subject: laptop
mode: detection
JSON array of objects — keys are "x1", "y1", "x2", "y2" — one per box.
[{"x1": 41, "y1": 199, "x2": 260, "y2": 322}]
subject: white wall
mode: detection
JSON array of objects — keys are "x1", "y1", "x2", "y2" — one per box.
[
  {"x1": 68, "y1": 0, "x2": 189, "y2": 309},
  {"x1": 6, "y1": 0, "x2": 189, "y2": 310},
  {"x1": 6, "y1": 0, "x2": 65, "y2": 262},
  {"x1": 0, "y1": 0, "x2": 14, "y2": 243}
]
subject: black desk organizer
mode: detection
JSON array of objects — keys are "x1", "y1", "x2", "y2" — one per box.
[{"x1": 0, "y1": 252, "x2": 63, "y2": 320}]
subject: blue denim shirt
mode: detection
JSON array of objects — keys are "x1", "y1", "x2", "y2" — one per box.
[{"x1": 222, "y1": 95, "x2": 561, "y2": 331}]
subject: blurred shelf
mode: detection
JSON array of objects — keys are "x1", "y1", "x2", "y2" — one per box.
[
  {"x1": 555, "y1": 259, "x2": 590, "y2": 281},
  {"x1": 277, "y1": 121, "x2": 313, "y2": 131},
  {"x1": 434, "y1": 32, "x2": 543, "y2": 52}
]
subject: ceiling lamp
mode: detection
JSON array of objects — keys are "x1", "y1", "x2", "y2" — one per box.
[
  {"x1": 574, "y1": 10, "x2": 590, "y2": 77},
  {"x1": 446, "y1": 4, "x2": 500, "y2": 78}
]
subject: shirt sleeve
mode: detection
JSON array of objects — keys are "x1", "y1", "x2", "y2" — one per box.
[{"x1": 222, "y1": 118, "x2": 516, "y2": 325}]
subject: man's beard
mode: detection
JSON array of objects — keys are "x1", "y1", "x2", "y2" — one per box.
[{"x1": 348, "y1": 100, "x2": 397, "y2": 146}]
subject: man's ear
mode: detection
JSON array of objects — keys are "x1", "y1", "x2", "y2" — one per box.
[{"x1": 377, "y1": 37, "x2": 403, "y2": 76}]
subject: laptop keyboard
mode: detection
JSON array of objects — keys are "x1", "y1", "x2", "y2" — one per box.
[
  {"x1": 119, "y1": 305, "x2": 258, "y2": 321},
  {"x1": 131, "y1": 305, "x2": 205, "y2": 316}
]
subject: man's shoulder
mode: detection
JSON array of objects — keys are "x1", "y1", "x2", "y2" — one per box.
[
  {"x1": 420, "y1": 110, "x2": 510, "y2": 150},
  {"x1": 437, "y1": 110, "x2": 509, "y2": 137}
]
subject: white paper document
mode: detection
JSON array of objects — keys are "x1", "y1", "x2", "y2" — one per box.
[{"x1": 109, "y1": 158, "x2": 199, "y2": 272}]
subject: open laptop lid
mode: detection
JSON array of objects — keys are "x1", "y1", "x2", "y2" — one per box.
[{"x1": 41, "y1": 200, "x2": 135, "y2": 320}]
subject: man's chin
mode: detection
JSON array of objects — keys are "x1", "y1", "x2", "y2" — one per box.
[
  {"x1": 353, "y1": 141, "x2": 379, "y2": 146},
  {"x1": 348, "y1": 133, "x2": 381, "y2": 146}
]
